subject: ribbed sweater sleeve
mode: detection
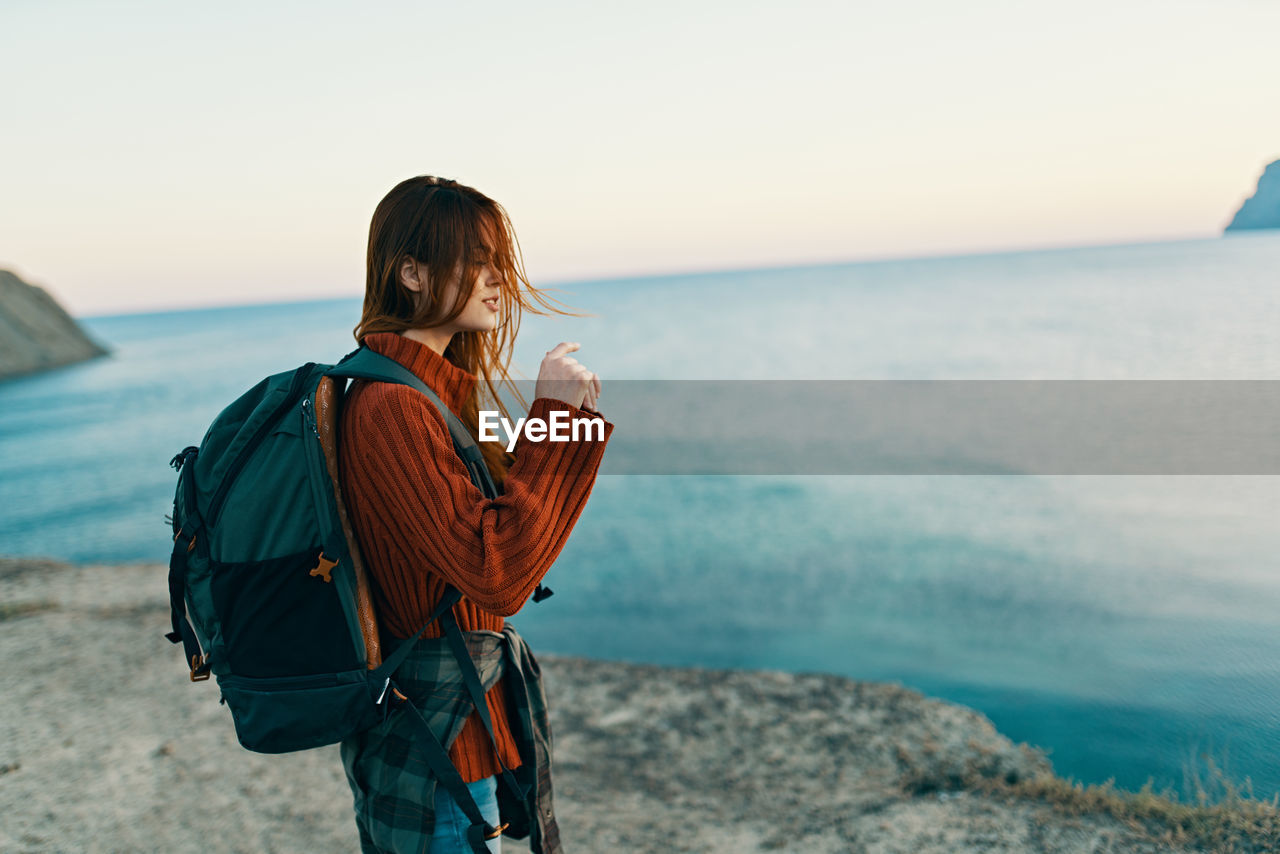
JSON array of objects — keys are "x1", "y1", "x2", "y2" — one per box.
[{"x1": 346, "y1": 386, "x2": 613, "y2": 619}]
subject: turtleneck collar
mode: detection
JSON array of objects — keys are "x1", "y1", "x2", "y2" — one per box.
[{"x1": 362, "y1": 331, "x2": 476, "y2": 414}]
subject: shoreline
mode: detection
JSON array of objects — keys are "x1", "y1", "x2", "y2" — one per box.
[{"x1": 2, "y1": 557, "x2": 1273, "y2": 853}]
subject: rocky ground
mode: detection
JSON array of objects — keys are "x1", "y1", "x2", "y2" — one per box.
[{"x1": 0, "y1": 558, "x2": 1227, "y2": 852}]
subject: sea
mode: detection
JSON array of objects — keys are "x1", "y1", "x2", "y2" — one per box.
[{"x1": 2, "y1": 232, "x2": 1279, "y2": 802}]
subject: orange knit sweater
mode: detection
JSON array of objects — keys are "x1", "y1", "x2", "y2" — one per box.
[{"x1": 338, "y1": 332, "x2": 613, "y2": 783}]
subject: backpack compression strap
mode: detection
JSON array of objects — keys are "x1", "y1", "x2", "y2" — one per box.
[
  {"x1": 370, "y1": 585, "x2": 531, "y2": 810},
  {"x1": 370, "y1": 588, "x2": 512, "y2": 852},
  {"x1": 332, "y1": 346, "x2": 538, "y2": 844},
  {"x1": 338, "y1": 344, "x2": 534, "y2": 794}
]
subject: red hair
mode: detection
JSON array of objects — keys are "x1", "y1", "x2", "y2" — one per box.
[{"x1": 356, "y1": 175, "x2": 585, "y2": 487}]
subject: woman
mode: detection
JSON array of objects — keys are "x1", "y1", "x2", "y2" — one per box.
[{"x1": 337, "y1": 175, "x2": 613, "y2": 854}]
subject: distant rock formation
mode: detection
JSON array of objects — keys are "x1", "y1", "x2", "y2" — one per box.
[
  {"x1": 1226, "y1": 157, "x2": 1280, "y2": 231},
  {"x1": 0, "y1": 269, "x2": 108, "y2": 381}
]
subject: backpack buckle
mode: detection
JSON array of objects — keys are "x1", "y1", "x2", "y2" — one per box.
[
  {"x1": 375, "y1": 677, "x2": 410, "y2": 722},
  {"x1": 485, "y1": 823, "x2": 509, "y2": 840},
  {"x1": 189, "y1": 654, "x2": 211, "y2": 682},
  {"x1": 375, "y1": 677, "x2": 408, "y2": 706},
  {"x1": 376, "y1": 677, "x2": 393, "y2": 706}
]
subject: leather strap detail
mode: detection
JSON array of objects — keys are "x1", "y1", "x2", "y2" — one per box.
[{"x1": 316, "y1": 375, "x2": 383, "y2": 669}]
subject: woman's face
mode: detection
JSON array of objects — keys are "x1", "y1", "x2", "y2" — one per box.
[
  {"x1": 400, "y1": 254, "x2": 503, "y2": 332},
  {"x1": 442, "y1": 259, "x2": 503, "y2": 333}
]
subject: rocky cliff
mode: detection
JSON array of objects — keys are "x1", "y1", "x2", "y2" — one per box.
[
  {"x1": 1226, "y1": 158, "x2": 1280, "y2": 232},
  {"x1": 0, "y1": 269, "x2": 107, "y2": 381}
]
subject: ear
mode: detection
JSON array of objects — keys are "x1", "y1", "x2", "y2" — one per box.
[{"x1": 399, "y1": 257, "x2": 425, "y2": 293}]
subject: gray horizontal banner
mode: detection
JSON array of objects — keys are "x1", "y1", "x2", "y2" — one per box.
[{"x1": 488, "y1": 381, "x2": 1280, "y2": 475}]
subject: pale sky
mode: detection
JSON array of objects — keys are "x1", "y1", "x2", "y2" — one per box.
[{"x1": 2, "y1": 0, "x2": 1278, "y2": 315}]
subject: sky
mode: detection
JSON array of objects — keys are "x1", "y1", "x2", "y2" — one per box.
[{"x1": 1, "y1": 0, "x2": 1278, "y2": 316}]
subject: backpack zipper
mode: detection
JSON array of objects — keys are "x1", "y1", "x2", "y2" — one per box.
[
  {"x1": 220, "y1": 671, "x2": 343, "y2": 691},
  {"x1": 206, "y1": 365, "x2": 315, "y2": 528},
  {"x1": 300, "y1": 395, "x2": 334, "y2": 544}
]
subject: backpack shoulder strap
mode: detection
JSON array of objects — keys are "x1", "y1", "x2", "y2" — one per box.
[
  {"x1": 332, "y1": 347, "x2": 539, "y2": 846},
  {"x1": 327, "y1": 347, "x2": 497, "y2": 499}
]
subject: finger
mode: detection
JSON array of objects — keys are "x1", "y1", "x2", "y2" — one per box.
[
  {"x1": 592, "y1": 373, "x2": 602, "y2": 398},
  {"x1": 546, "y1": 342, "x2": 580, "y2": 359}
]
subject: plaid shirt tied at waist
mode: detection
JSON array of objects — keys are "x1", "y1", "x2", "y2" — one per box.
[{"x1": 340, "y1": 623, "x2": 562, "y2": 854}]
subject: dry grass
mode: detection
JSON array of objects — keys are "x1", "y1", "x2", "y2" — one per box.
[{"x1": 967, "y1": 749, "x2": 1280, "y2": 853}]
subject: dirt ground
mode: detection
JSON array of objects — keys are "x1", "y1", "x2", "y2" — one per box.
[{"x1": 0, "y1": 558, "x2": 1205, "y2": 853}]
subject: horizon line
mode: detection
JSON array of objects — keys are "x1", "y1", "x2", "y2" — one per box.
[{"x1": 78, "y1": 227, "x2": 1254, "y2": 321}]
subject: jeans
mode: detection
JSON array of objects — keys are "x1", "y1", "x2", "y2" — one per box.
[{"x1": 428, "y1": 775, "x2": 501, "y2": 854}]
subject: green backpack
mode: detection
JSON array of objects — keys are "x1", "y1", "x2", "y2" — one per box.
[{"x1": 165, "y1": 345, "x2": 544, "y2": 848}]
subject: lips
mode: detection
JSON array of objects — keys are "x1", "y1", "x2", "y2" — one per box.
[{"x1": 482, "y1": 297, "x2": 499, "y2": 312}]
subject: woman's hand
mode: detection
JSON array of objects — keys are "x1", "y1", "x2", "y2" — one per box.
[{"x1": 535, "y1": 342, "x2": 601, "y2": 411}]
